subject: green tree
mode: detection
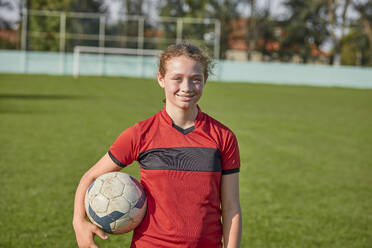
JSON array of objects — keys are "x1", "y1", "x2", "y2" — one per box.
[
  {"x1": 65, "y1": 0, "x2": 107, "y2": 51},
  {"x1": 26, "y1": 0, "x2": 106, "y2": 51},
  {"x1": 26, "y1": 0, "x2": 71, "y2": 51},
  {"x1": 207, "y1": 0, "x2": 240, "y2": 59},
  {"x1": 246, "y1": 0, "x2": 258, "y2": 60},
  {"x1": 243, "y1": 0, "x2": 280, "y2": 61},
  {"x1": 158, "y1": 0, "x2": 209, "y2": 18},
  {"x1": 254, "y1": 17, "x2": 281, "y2": 61},
  {"x1": 112, "y1": 0, "x2": 156, "y2": 49},
  {"x1": 278, "y1": 0, "x2": 329, "y2": 63},
  {"x1": 327, "y1": 0, "x2": 351, "y2": 65},
  {"x1": 340, "y1": 31, "x2": 362, "y2": 65},
  {"x1": 157, "y1": 0, "x2": 240, "y2": 58},
  {"x1": 351, "y1": 0, "x2": 372, "y2": 65},
  {"x1": 68, "y1": 0, "x2": 105, "y2": 12},
  {"x1": 157, "y1": 0, "x2": 211, "y2": 50}
]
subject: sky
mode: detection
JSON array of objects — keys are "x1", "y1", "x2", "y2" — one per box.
[{"x1": 0, "y1": 0, "x2": 20, "y2": 29}]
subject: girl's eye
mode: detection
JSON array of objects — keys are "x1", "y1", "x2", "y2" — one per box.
[
  {"x1": 193, "y1": 78, "x2": 202, "y2": 83},
  {"x1": 174, "y1": 77, "x2": 182, "y2": 81}
]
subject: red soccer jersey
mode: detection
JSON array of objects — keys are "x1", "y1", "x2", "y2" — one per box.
[{"x1": 109, "y1": 106, "x2": 240, "y2": 248}]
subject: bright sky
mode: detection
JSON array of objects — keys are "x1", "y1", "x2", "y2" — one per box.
[
  {"x1": 0, "y1": 0, "x2": 20, "y2": 29},
  {"x1": 237, "y1": 0, "x2": 288, "y2": 18}
]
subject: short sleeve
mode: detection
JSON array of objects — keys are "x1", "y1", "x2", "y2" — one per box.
[
  {"x1": 108, "y1": 126, "x2": 139, "y2": 167},
  {"x1": 221, "y1": 131, "x2": 240, "y2": 175}
]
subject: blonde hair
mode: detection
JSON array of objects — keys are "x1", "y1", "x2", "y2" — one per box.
[{"x1": 158, "y1": 43, "x2": 213, "y2": 79}]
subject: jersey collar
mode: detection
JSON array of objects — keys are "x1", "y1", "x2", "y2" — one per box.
[{"x1": 161, "y1": 105, "x2": 203, "y2": 131}]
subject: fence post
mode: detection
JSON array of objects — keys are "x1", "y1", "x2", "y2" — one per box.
[
  {"x1": 214, "y1": 19, "x2": 221, "y2": 80},
  {"x1": 214, "y1": 19, "x2": 221, "y2": 61},
  {"x1": 138, "y1": 17, "x2": 145, "y2": 77},
  {"x1": 21, "y1": 8, "x2": 28, "y2": 73},
  {"x1": 59, "y1": 12, "x2": 66, "y2": 75},
  {"x1": 176, "y1": 18, "x2": 183, "y2": 44},
  {"x1": 73, "y1": 46, "x2": 80, "y2": 78},
  {"x1": 99, "y1": 15, "x2": 106, "y2": 76}
]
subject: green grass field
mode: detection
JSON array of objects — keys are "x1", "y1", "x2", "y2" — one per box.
[{"x1": 0, "y1": 73, "x2": 371, "y2": 248}]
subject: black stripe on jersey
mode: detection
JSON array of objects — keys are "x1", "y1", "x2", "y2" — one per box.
[
  {"x1": 108, "y1": 150, "x2": 127, "y2": 168},
  {"x1": 222, "y1": 168, "x2": 240, "y2": 175},
  {"x1": 138, "y1": 147, "x2": 221, "y2": 172}
]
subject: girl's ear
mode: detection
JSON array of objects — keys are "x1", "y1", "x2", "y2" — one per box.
[{"x1": 157, "y1": 72, "x2": 165, "y2": 88}]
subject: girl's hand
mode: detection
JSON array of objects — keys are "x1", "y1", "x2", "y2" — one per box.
[
  {"x1": 73, "y1": 219, "x2": 108, "y2": 248},
  {"x1": 72, "y1": 153, "x2": 121, "y2": 247}
]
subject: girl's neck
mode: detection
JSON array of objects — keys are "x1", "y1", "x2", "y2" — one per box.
[{"x1": 165, "y1": 103, "x2": 198, "y2": 129}]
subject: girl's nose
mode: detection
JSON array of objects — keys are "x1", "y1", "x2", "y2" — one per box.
[{"x1": 180, "y1": 79, "x2": 193, "y2": 92}]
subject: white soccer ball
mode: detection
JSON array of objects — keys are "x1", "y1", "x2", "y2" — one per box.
[{"x1": 84, "y1": 172, "x2": 147, "y2": 234}]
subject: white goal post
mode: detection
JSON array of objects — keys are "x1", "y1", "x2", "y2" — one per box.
[{"x1": 73, "y1": 46, "x2": 162, "y2": 78}]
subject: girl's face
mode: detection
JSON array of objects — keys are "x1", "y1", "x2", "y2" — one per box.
[{"x1": 158, "y1": 56, "x2": 206, "y2": 111}]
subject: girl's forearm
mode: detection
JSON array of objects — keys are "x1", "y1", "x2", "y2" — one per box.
[
  {"x1": 222, "y1": 207, "x2": 242, "y2": 248},
  {"x1": 73, "y1": 153, "x2": 122, "y2": 225},
  {"x1": 73, "y1": 172, "x2": 92, "y2": 224}
]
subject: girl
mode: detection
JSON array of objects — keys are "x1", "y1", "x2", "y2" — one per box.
[{"x1": 73, "y1": 43, "x2": 242, "y2": 248}]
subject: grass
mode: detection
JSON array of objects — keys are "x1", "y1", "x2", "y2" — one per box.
[{"x1": 0, "y1": 73, "x2": 371, "y2": 248}]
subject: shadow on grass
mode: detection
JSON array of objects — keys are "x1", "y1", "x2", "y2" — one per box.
[
  {"x1": 0, "y1": 94, "x2": 93, "y2": 114},
  {"x1": 0, "y1": 109, "x2": 64, "y2": 114},
  {"x1": 0, "y1": 93, "x2": 90, "y2": 100}
]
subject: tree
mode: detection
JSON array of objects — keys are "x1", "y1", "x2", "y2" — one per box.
[
  {"x1": 157, "y1": 0, "x2": 211, "y2": 50},
  {"x1": 254, "y1": 17, "x2": 280, "y2": 61},
  {"x1": 244, "y1": 0, "x2": 279, "y2": 61},
  {"x1": 352, "y1": 1, "x2": 372, "y2": 55},
  {"x1": 25, "y1": 0, "x2": 107, "y2": 51},
  {"x1": 68, "y1": 0, "x2": 106, "y2": 13},
  {"x1": 327, "y1": 0, "x2": 351, "y2": 65},
  {"x1": 339, "y1": 1, "x2": 372, "y2": 66},
  {"x1": 278, "y1": 0, "x2": 329, "y2": 63},
  {"x1": 340, "y1": 31, "x2": 362, "y2": 65},
  {"x1": 207, "y1": 0, "x2": 240, "y2": 59},
  {"x1": 156, "y1": 0, "x2": 242, "y2": 58},
  {"x1": 26, "y1": 0, "x2": 71, "y2": 51},
  {"x1": 65, "y1": 0, "x2": 107, "y2": 51},
  {"x1": 246, "y1": 0, "x2": 257, "y2": 60}
]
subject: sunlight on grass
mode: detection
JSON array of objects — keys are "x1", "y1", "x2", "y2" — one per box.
[{"x1": 0, "y1": 74, "x2": 371, "y2": 247}]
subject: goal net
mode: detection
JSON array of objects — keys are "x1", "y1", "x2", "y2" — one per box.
[{"x1": 73, "y1": 46, "x2": 162, "y2": 78}]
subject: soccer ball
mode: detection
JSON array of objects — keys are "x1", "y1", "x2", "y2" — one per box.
[{"x1": 84, "y1": 172, "x2": 147, "y2": 234}]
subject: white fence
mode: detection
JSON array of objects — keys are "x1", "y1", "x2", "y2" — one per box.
[
  {"x1": 1, "y1": 50, "x2": 372, "y2": 89},
  {"x1": 21, "y1": 9, "x2": 221, "y2": 59}
]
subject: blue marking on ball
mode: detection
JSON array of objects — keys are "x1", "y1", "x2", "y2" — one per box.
[
  {"x1": 87, "y1": 180, "x2": 95, "y2": 193},
  {"x1": 134, "y1": 189, "x2": 146, "y2": 209},
  {"x1": 130, "y1": 176, "x2": 146, "y2": 209},
  {"x1": 88, "y1": 205, "x2": 126, "y2": 233}
]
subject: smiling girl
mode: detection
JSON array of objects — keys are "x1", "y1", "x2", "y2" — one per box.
[{"x1": 73, "y1": 43, "x2": 242, "y2": 248}]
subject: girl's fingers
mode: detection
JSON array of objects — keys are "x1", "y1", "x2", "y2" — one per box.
[{"x1": 93, "y1": 226, "x2": 108, "y2": 240}]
